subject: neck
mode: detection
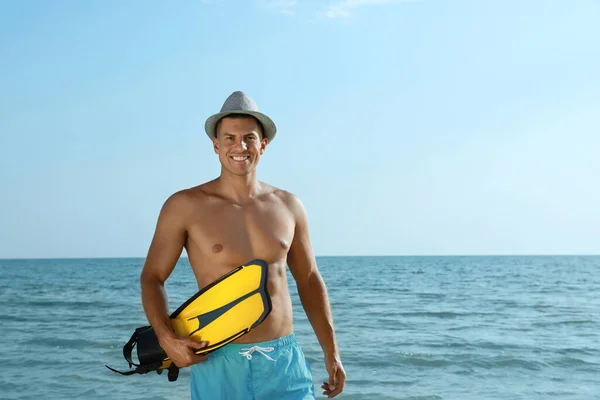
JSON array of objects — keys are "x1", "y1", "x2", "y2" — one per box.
[{"x1": 216, "y1": 168, "x2": 261, "y2": 203}]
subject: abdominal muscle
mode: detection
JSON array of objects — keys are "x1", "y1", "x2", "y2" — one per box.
[{"x1": 185, "y1": 249, "x2": 295, "y2": 345}]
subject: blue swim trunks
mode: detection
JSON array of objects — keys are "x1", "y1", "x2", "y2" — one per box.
[{"x1": 190, "y1": 333, "x2": 316, "y2": 400}]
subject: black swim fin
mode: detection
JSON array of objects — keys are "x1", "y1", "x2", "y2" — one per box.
[{"x1": 106, "y1": 259, "x2": 272, "y2": 382}]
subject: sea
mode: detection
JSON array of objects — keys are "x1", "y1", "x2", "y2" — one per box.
[{"x1": 0, "y1": 256, "x2": 599, "y2": 400}]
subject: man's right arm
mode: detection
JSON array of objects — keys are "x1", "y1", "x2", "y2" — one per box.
[{"x1": 139, "y1": 192, "x2": 207, "y2": 367}]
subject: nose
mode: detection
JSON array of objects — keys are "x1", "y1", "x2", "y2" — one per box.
[{"x1": 233, "y1": 138, "x2": 248, "y2": 151}]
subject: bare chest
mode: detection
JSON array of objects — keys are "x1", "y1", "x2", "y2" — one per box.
[{"x1": 186, "y1": 201, "x2": 295, "y2": 266}]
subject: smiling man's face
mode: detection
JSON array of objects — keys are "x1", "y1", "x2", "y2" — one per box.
[{"x1": 213, "y1": 115, "x2": 268, "y2": 176}]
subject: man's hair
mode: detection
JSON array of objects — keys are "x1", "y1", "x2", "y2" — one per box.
[{"x1": 215, "y1": 113, "x2": 265, "y2": 139}]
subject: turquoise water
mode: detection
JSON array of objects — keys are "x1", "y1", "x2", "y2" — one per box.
[{"x1": 1, "y1": 256, "x2": 599, "y2": 399}]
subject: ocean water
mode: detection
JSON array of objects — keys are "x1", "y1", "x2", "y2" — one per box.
[{"x1": 1, "y1": 256, "x2": 599, "y2": 400}]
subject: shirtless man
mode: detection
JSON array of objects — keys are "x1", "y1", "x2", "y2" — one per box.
[{"x1": 139, "y1": 91, "x2": 346, "y2": 399}]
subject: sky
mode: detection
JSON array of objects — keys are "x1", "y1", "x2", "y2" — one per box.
[{"x1": 1, "y1": 0, "x2": 599, "y2": 258}]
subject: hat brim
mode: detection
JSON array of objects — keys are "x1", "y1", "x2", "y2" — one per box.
[{"x1": 205, "y1": 110, "x2": 277, "y2": 142}]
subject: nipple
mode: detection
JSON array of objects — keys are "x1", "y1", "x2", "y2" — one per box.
[{"x1": 212, "y1": 244, "x2": 223, "y2": 253}]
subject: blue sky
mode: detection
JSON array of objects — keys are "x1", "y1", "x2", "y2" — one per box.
[{"x1": 1, "y1": 0, "x2": 599, "y2": 258}]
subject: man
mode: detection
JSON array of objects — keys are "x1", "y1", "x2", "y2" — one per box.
[{"x1": 139, "y1": 91, "x2": 346, "y2": 399}]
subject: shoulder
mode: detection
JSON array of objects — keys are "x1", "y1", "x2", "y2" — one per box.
[
  {"x1": 160, "y1": 184, "x2": 211, "y2": 218},
  {"x1": 266, "y1": 184, "x2": 307, "y2": 221}
]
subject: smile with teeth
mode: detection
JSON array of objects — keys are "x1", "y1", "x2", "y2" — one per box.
[{"x1": 231, "y1": 155, "x2": 249, "y2": 161}]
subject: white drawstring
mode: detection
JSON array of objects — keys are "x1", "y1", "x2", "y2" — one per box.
[{"x1": 239, "y1": 346, "x2": 276, "y2": 361}]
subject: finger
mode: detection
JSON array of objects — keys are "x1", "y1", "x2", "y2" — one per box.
[
  {"x1": 178, "y1": 338, "x2": 206, "y2": 365},
  {"x1": 328, "y1": 366, "x2": 337, "y2": 391},
  {"x1": 328, "y1": 370, "x2": 346, "y2": 397},
  {"x1": 187, "y1": 339, "x2": 208, "y2": 350},
  {"x1": 191, "y1": 353, "x2": 209, "y2": 364},
  {"x1": 323, "y1": 374, "x2": 341, "y2": 397},
  {"x1": 323, "y1": 385, "x2": 338, "y2": 397},
  {"x1": 188, "y1": 345, "x2": 209, "y2": 363}
]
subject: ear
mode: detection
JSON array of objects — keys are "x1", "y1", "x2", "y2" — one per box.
[
  {"x1": 212, "y1": 135, "x2": 220, "y2": 154},
  {"x1": 259, "y1": 137, "x2": 268, "y2": 155}
]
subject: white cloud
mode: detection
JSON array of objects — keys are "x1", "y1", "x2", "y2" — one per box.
[
  {"x1": 320, "y1": 0, "x2": 417, "y2": 19},
  {"x1": 260, "y1": 0, "x2": 297, "y2": 16}
]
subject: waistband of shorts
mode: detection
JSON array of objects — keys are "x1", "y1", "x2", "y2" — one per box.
[{"x1": 210, "y1": 333, "x2": 299, "y2": 356}]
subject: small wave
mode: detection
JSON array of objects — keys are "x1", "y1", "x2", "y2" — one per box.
[
  {"x1": 547, "y1": 357, "x2": 598, "y2": 367},
  {"x1": 446, "y1": 325, "x2": 472, "y2": 332},
  {"x1": 355, "y1": 353, "x2": 457, "y2": 369},
  {"x1": 415, "y1": 293, "x2": 447, "y2": 300},
  {"x1": 397, "y1": 311, "x2": 471, "y2": 318},
  {"x1": 0, "y1": 314, "x2": 32, "y2": 322},
  {"x1": 469, "y1": 340, "x2": 533, "y2": 351},
  {"x1": 532, "y1": 303, "x2": 554, "y2": 309},
  {"x1": 351, "y1": 378, "x2": 418, "y2": 387},
  {"x1": 397, "y1": 355, "x2": 453, "y2": 368},
  {"x1": 488, "y1": 299, "x2": 521, "y2": 307},
  {"x1": 417, "y1": 342, "x2": 472, "y2": 350},
  {"x1": 556, "y1": 319, "x2": 596, "y2": 325},
  {"x1": 557, "y1": 347, "x2": 598, "y2": 356},
  {"x1": 21, "y1": 337, "x2": 109, "y2": 349},
  {"x1": 533, "y1": 391, "x2": 578, "y2": 397},
  {"x1": 0, "y1": 382, "x2": 25, "y2": 391},
  {"x1": 532, "y1": 319, "x2": 597, "y2": 328},
  {"x1": 471, "y1": 357, "x2": 547, "y2": 370},
  {"x1": 18, "y1": 300, "x2": 118, "y2": 309},
  {"x1": 343, "y1": 393, "x2": 414, "y2": 400},
  {"x1": 73, "y1": 389, "x2": 100, "y2": 398}
]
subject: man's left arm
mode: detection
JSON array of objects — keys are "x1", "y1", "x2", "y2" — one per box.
[{"x1": 286, "y1": 194, "x2": 346, "y2": 398}]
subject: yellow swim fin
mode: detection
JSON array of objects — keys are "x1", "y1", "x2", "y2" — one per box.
[{"x1": 106, "y1": 259, "x2": 272, "y2": 382}]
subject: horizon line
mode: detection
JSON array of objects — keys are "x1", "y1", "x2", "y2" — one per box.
[{"x1": 1, "y1": 253, "x2": 599, "y2": 261}]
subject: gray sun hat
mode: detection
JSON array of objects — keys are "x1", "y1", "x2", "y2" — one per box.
[{"x1": 204, "y1": 91, "x2": 277, "y2": 142}]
